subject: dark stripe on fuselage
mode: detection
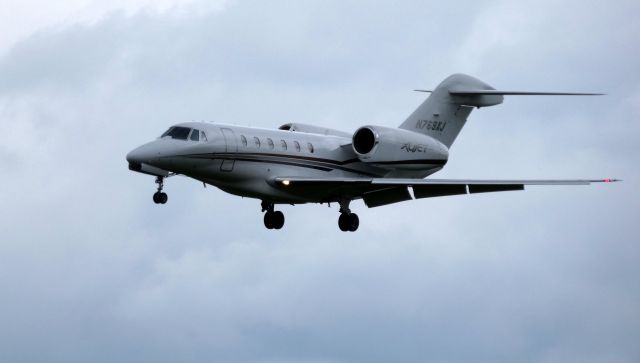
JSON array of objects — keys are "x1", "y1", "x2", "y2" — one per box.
[
  {"x1": 187, "y1": 152, "x2": 361, "y2": 166},
  {"x1": 373, "y1": 159, "x2": 448, "y2": 165},
  {"x1": 181, "y1": 152, "x2": 446, "y2": 176},
  {"x1": 230, "y1": 156, "x2": 334, "y2": 172},
  {"x1": 182, "y1": 152, "x2": 380, "y2": 176}
]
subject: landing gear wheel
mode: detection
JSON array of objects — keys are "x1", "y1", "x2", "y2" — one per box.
[
  {"x1": 159, "y1": 192, "x2": 168, "y2": 204},
  {"x1": 263, "y1": 210, "x2": 285, "y2": 230},
  {"x1": 338, "y1": 213, "x2": 359, "y2": 232},
  {"x1": 153, "y1": 192, "x2": 168, "y2": 204},
  {"x1": 264, "y1": 212, "x2": 275, "y2": 229},
  {"x1": 272, "y1": 211, "x2": 285, "y2": 229},
  {"x1": 338, "y1": 213, "x2": 350, "y2": 231},
  {"x1": 152, "y1": 176, "x2": 168, "y2": 204},
  {"x1": 348, "y1": 213, "x2": 359, "y2": 232}
]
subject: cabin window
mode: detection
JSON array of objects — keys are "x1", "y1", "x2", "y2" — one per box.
[
  {"x1": 241, "y1": 135, "x2": 247, "y2": 147},
  {"x1": 267, "y1": 138, "x2": 274, "y2": 150},
  {"x1": 280, "y1": 140, "x2": 287, "y2": 150},
  {"x1": 190, "y1": 129, "x2": 200, "y2": 141},
  {"x1": 294, "y1": 141, "x2": 301, "y2": 152},
  {"x1": 307, "y1": 142, "x2": 314, "y2": 153},
  {"x1": 254, "y1": 136, "x2": 261, "y2": 148}
]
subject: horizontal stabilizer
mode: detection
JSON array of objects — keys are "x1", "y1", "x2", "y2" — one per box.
[{"x1": 449, "y1": 90, "x2": 604, "y2": 96}]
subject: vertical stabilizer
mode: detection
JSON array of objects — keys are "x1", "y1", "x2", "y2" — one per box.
[{"x1": 399, "y1": 74, "x2": 503, "y2": 148}]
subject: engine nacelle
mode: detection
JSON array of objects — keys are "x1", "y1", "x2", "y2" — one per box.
[{"x1": 352, "y1": 126, "x2": 449, "y2": 168}]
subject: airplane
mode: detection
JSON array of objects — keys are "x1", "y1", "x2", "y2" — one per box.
[{"x1": 126, "y1": 73, "x2": 618, "y2": 232}]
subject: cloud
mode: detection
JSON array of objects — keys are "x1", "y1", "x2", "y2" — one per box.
[
  {"x1": 0, "y1": 0, "x2": 230, "y2": 54},
  {"x1": 0, "y1": 1, "x2": 638, "y2": 362}
]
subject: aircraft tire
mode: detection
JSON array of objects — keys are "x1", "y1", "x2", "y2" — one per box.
[
  {"x1": 273, "y1": 211, "x2": 285, "y2": 229},
  {"x1": 159, "y1": 192, "x2": 168, "y2": 204},
  {"x1": 338, "y1": 213, "x2": 350, "y2": 231},
  {"x1": 264, "y1": 211, "x2": 274, "y2": 229},
  {"x1": 153, "y1": 192, "x2": 160, "y2": 204},
  {"x1": 348, "y1": 213, "x2": 359, "y2": 232}
]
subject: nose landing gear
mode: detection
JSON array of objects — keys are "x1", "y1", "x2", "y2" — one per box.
[
  {"x1": 152, "y1": 176, "x2": 168, "y2": 204},
  {"x1": 262, "y1": 201, "x2": 285, "y2": 230}
]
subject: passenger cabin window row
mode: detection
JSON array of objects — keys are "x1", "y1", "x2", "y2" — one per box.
[
  {"x1": 239, "y1": 134, "x2": 314, "y2": 153},
  {"x1": 161, "y1": 126, "x2": 208, "y2": 142}
]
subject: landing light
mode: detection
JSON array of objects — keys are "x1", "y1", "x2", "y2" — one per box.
[{"x1": 282, "y1": 180, "x2": 290, "y2": 186}]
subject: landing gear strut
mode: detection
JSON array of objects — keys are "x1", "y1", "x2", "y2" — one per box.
[
  {"x1": 262, "y1": 201, "x2": 285, "y2": 230},
  {"x1": 338, "y1": 199, "x2": 359, "y2": 232},
  {"x1": 152, "y1": 176, "x2": 168, "y2": 204}
]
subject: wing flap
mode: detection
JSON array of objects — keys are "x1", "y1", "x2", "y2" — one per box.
[
  {"x1": 362, "y1": 187, "x2": 412, "y2": 208},
  {"x1": 412, "y1": 184, "x2": 467, "y2": 199},
  {"x1": 468, "y1": 184, "x2": 524, "y2": 194}
]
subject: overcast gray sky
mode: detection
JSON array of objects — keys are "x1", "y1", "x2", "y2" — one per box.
[{"x1": 1, "y1": 1, "x2": 638, "y2": 362}]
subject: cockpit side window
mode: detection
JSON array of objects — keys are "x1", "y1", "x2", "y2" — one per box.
[
  {"x1": 190, "y1": 129, "x2": 200, "y2": 141},
  {"x1": 201, "y1": 131, "x2": 208, "y2": 142},
  {"x1": 162, "y1": 126, "x2": 191, "y2": 140}
]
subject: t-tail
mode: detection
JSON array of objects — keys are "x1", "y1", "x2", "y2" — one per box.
[{"x1": 399, "y1": 73, "x2": 603, "y2": 148}]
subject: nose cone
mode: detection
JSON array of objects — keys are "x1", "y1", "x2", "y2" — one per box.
[
  {"x1": 126, "y1": 142, "x2": 163, "y2": 165},
  {"x1": 126, "y1": 149, "x2": 138, "y2": 164},
  {"x1": 126, "y1": 147, "x2": 145, "y2": 164}
]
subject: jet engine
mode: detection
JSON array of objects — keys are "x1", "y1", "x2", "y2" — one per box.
[{"x1": 351, "y1": 126, "x2": 449, "y2": 168}]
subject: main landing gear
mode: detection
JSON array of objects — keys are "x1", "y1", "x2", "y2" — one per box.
[
  {"x1": 152, "y1": 176, "x2": 168, "y2": 204},
  {"x1": 338, "y1": 199, "x2": 359, "y2": 232},
  {"x1": 260, "y1": 199, "x2": 359, "y2": 232},
  {"x1": 262, "y1": 201, "x2": 285, "y2": 230}
]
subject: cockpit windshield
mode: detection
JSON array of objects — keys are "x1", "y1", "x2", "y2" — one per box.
[
  {"x1": 161, "y1": 126, "x2": 207, "y2": 142},
  {"x1": 161, "y1": 126, "x2": 191, "y2": 140}
]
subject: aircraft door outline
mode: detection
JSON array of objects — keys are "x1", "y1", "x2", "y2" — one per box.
[{"x1": 220, "y1": 128, "x2": 237, "y2": 172}]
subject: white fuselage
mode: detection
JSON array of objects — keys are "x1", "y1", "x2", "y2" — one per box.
[{"x1": 127, "y1": 122, "x2": 448, "y2": 204}]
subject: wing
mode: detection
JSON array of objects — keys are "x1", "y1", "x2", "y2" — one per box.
[
  {"x1": 413, "y1": 89, "x2": 605, "y2": 96},
  {"x1": 273, "y1": 177, "x2": 619, "y2": 207},
  {"x1": 448, "y1": 90, "x2": 605, "y2": 96}
]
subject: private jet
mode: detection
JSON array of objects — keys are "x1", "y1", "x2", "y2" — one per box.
[{"x1": 126, "y1": 74, "x2": 617, "y2": 231}]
